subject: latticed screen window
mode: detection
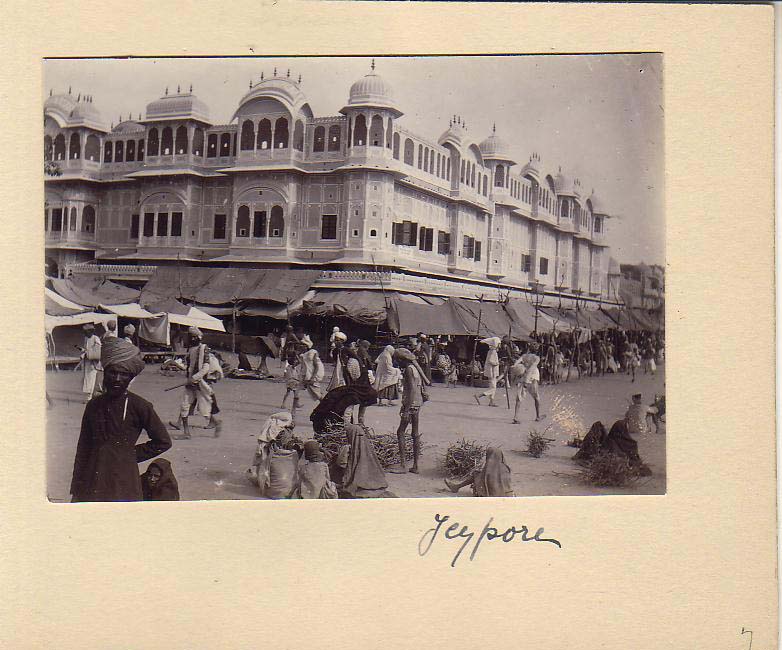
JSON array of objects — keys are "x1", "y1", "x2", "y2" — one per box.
[
  {"x1": 462, "y1": 235, "x2": 475, "y2": 259},
  {"x1": 130, "y1": 214, "x2": 139, "y2": 239},
  {"x1": 171, "y1": 212, "x2": 183, "y2": 237},
  {"x1": 539, "y1": 257, "x2": 549, "y2": 275},
  {"x1": 418, "y1": 227, "x2": 434, "y2": 251},
  {"x1": 437, "y1": 230, "x2": 450, "y2": 255},
  {"x1": 143, "y1": 213, "x2": 154, "y2": 237},
  {"x1": 321, "y1": 214, "x2": 338, "y2": 240},
  {"x1": 213, "y1": 214, "x2": 226, "y2": 240},
  {"x1": 253, "y1": 211, "x2": 267, "y2": 238},
  {"x1": 393, "y1": 221, "x2": 418, "y2": 246},
  {"x1": 474, "y1": 240, "x2": 482, "y2": 261},
  {"x1": 522, "y1": 254, "x2": 532, "y2": 272}
]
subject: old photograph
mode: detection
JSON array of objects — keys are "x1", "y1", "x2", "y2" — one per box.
[{"x1": 43, "y1": 55, "x2": 665, "y2": 501}]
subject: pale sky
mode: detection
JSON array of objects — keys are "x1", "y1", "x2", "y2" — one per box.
[{"x1": 44, "y1": 55, "x2": 664, "y2": 265}]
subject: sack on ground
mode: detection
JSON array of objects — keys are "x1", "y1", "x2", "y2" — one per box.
[{"x1": 265, "y1": 449, "x2": 299, "y2": 499}]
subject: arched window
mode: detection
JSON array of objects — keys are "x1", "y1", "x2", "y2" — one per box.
[
  {"x1": 386, "y1": 119, "x2": 393, "y2": 148},
  {"x1": 220, "y1": 132, "x2": 231, "y2": 156},
  {"x1": 430, "y1": 150, "x2": 435, "y2": 175},
  {"x1": 69, "y1": 207, "x2": 77, "y2": 231},
  {"x1": 313, "y1": 126, "x2": 325, "y2": 152},
  {"x1": 269, "y1": 205, "x2": 284, "y2": 237},
  {"x1": 103, "y1": 140, "x2": 113, "y2": 163},
  {"x1": 161, "y1": 127, "x2": 173, "y2": 155},
  {"x1": 81, "y1": 205, "x2": 95, "y2": 233},
  {"x1": 483, "y1": 175, "x2": 488, "y2": 196},
  {"x1": 369, "y1": 115, "x2": 384, "y2": 147},
  {"x1": 240, "y1": 121, "x2": 255, "y2": 151},
  {"x1": 393, "y1": 132, "x2": 400, "y2": 160},
  {"x1": 403, "y1": 138, "x2": 414, "y2": 165},
  {"x1": 293, "y1": 121, "x2": 304, "y2": 151},
  {"x1": 54, "y1": 134, "x2": 65, "y2": 160},
  {"x1": 446, "y1": 158, "x2": 451, "y2": 180},
  {"x1": 347, "y1": 117, "x2": 352, "y2": 148},
  {"x1": 126, "y1": 140, "x2": 135, "y2": 162},
  {"x1": 423, "y1": 148, "x2": 429, "y2": 173},
  {"x1": 418, "y1": 144, "x2": 423, "y2": 169},
  {"x1": 138, "y1": 139, "x2": 144, "y2": 161},
  {"x1": 175, "y1": 126, "x2": 188, "y2": 154},
  {"x1": 44, "y1": 135, "x2": 53, "y2": 161},
  {"x1": 84, "y1": 135, "x2": 99, "y2": 161},
  {"x1": 236, "y1": 205, "x2": 250, "y2": 237},
  {"x1": 470, "y1": 164, "x2": 475, "y2": 188},
  {"x1": 193, "y1": 127, "x2": 204, "y2": 156},
  {"x1": 460, "y1": 159, "x2": 465, "y2": 183},
  {"x1": 328, "y1": 124, "x2": 341, "y2": 152},
  {"x1": 495, "y1": 164, "x2": 505, "y2": 187},
  {"x1": 252, "y1": 210, "x2": 267, "y2": 238},
  {"x1": 207, "y1": 133, "x2": 218, "y2": 158},
  {"x1": 257, "y1": 119, "x2": 271, "y2": 150},
  {"x1": 436, "y1": 153, "x2": 441, "y2": 177},
  {"x1": 561, "y1": 201, "x2": 569, "y2": 218},
  {"x1": 147, "y1": 128, "x2": 159, "y2": 156},
  {"x1": 69, "y1": 133, "x2": 80, "y2": 159},
  {"x1": 354, "y1": 114, "x2": 367, "y2": 146},
  {"x1": 114, "y1": 140, "x2": 124, "y2": 163},
  {"x1": 274, "y1": 117, "x2": 289, "y2": 149}
]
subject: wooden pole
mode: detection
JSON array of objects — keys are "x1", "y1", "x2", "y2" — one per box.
[
  {"x1": 504, "y1": 320, "x2": 511, "y2": 408},
  {"x1": 231, "y1": 300, "x2": 236, "y2": 354},
  {"x1": 469, "y1": 295, "x2": 483, "y2": 388}
]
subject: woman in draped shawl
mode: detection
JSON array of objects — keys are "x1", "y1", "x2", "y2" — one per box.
[
  {"x1": 70, "y1": 338, "x2": 171, "y2": 502},
  {"x1": 341, "y1": 423, "x2": 389, "y2": 498},
  {"x1": 444, "y1": 447, "x2": 515, "y2": 497},
  {"x1": 374, "y1": 345, "x2": 400, "y2": 406}
]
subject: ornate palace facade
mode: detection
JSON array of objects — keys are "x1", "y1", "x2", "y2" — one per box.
[{"x1": 44, "y1": 64, "x2": 614, "y2": 301}]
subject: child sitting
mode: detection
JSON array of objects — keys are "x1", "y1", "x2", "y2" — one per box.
[
  {"x1": 296, "y1": 440, "x2": 338, "y2": 499},
  {"x1": 140, "y1": 458, "x2": 180, "y2": 501}
]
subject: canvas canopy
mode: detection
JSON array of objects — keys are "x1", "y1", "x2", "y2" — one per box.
[
  {"x1": 50, "y1": 277, "x2": 140, "y2": 307},
  {"x1": 449, "y1": 298, "x2": 528, "y2": 339},
  {"x1": 45, "y1": 287, "x2": 88, "y2": 316},
  {"x1": 390, "y1": 299, "x2": 468, "y2": 336},
  {"x1": 44, "y1": 311, "x2": 116, "y2": 334},
  {"x1": 140, "y1": 267, "x2": 320, "y2": 306},
  {"x1": 99, "y1": 303, "x2": 159, "y2": 319}
]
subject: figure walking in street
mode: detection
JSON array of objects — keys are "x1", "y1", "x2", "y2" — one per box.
[
  {"x1": 511, "y1": 344, "x2": 545, "y2": 423},
  {"x1": 474, "y1": 336, "x2": 501, "y2": 407},
  {"x1": 79, "y1": 323, "x2": 102, "y2": 402},
  {"x1": 389, "y1": 349, "x2": 430, "y2": 475},
  {"x1": 299, "y1": 335, "x2": 325, "y2": 401}
]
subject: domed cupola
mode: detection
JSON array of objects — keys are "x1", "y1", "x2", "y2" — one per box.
[
  {"x1": 554, "y1": 166, "x2": 578, "y2": 197},
  {"x1": 479, "y1": 125, "x2": 515, "y2": 165},
  {"x1": 112, "y1": 115, "x2": 144, "y2": 133},
  {"x1": 340, "y1": 59, "x2": 402, "y2": 117},
  {"x1": 437, "y1": 115, "x2": 468, "y2": 150},
  {"x1": 588, "y1": 189, "x2": 610, "y2": 216},
  {"x1": 232, "y1": 69, "x2": 313, "y2": 122},
  {"x1": 69, "y1": 95, "x2": 108, "y2": 132},
  {"x1": 519, "y1": 151, "x2": 542, "y2": 182},
  {"x1": 144, "y1": 85, "x2": 210, "y2": 124}
]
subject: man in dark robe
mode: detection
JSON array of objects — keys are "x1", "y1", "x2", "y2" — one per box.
[{"x1": 70, "y1": 338, "x2": 172, "y2": 502}]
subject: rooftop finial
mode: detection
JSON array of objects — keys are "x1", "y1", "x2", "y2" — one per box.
[
  {"x1": 261, "y1": 71, "x2": 264, "y2": 81},
  {"x1": 298, "y1": 73, "x2": 301, "y2": 83},
  {"x1": 492, "y1": 123, "x2": 496, "y2": 133},
  {"x1": 286, "y1": 69, "x2": 290, "y2": 78},
  {"x1": 274, "y1": 67, "x2": 277, "y2": 76},
  {"x1": 138, "y1": 112, "x2": 141, "y2": 120},
  {"x1": 189, "y1": 84, "x2": 193, "y2": 93},
  {"x1": 49, "y1": 88, "x2": 52, "y2": 96},
  {"x1": 68, "y1": 86, "x2": 72, "y2": 94},
  {"x1": 76, "y1": 93, "x2": 81, "y2": 102},
  {"x1": 177, "y1": 84, "x2": 180, "y2": 93},
  {"x1": 165, "y1": 86, "x2": 168, "y2": 95},
  {"x1": 371, "y1": 58, "x2": 375, "y2": 71},
  {"x1": 249, "y1": 79, "x2": 252, "y2": 88}
]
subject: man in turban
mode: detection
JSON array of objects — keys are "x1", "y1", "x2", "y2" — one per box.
[
  {"x1": 389, "y1": 348, "x2": 431, "y2": 474},
  {"x1": 169, "y1": 326, "x2": 221, "y2": 439},
  {"x1": 70, "y1": 338, "x2": 172, "y2": 502},
  {"x1": 123, "y1": 323, "x2": 136, "y2": 344}
]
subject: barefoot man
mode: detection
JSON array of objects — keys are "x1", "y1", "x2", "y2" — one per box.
[
  {"x1": 512, "y1": 344, "x2": 545, "y2": 423},
  {"x1": 389, "y1": 349, "x2": 431, "y2": 475}
]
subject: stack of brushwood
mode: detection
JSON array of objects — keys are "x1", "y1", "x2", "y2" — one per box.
[
  {"x1": 579, "y1": 451, "x2": 642, "y2": 487},
  {"x1": 440, "y1": 438, "x2": 487, "y2": 478},
  {"x1": 526, "y1": 430, "x2": 555, "y2": 458},
  {"x1": 315, "y1": 420, "x2": 413, "y2": 469}
]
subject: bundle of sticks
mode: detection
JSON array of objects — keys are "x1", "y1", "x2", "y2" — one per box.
[
  {"x1": 440, "y1": 438, "x2": 487, "y2": 479},
  {"x1": 315, "y1": 420, "x2": 413, "y2": 469}
]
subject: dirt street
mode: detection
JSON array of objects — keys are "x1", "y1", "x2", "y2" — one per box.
[{"x1": 46, "y1": 358, "x2": 665, "y2": 501}]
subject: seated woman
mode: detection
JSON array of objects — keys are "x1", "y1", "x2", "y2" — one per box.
[
  {"x1": 310, "y1": 384, "x2": 378, "y2": 435},
  {"x1": 572, "y1": 419, "x2": 652, "y2": 476},
  {"x1": 247, "y1": 411, "x2": 297, "y2": 496},
  {"x1": 296, "y1": 440, "x2": 338, "y2": 499},
  {"x1": 140, "y1": 458, "x2": 180, "y2": 501},
  {"x1": 444, "y1": 447, "x2": 515, "y2": 497},
  {"x1": 340, "y1": 423, "x2": 389, "y2": 498}
]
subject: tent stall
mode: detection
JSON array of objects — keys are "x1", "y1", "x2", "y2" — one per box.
[{"x1": 50, "y1": 277, "x2": 140, "y2": 307}]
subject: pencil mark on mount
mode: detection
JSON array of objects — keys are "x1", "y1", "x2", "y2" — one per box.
[{"x1": 418, "y1": 513, "x2": 561, "y2": 567}]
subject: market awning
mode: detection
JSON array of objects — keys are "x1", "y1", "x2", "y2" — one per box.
[
  {"x1": 449, "y1": 298, "x2": 528, "y2": 339},
  {"x1": 299, "y1": 290, "x2": 390, "y2": 324},
  {"x1": 503, "y1": 299, "x2": 539, "y2": 335},
  {"x1": 167, "y1": 306, "x2": 226, "y2": 332},
  {"x1": 45, "y1": 311, "x2": 116, "y2": 334},
  {"x1": 50, "y1": 277, "x2": 140, "y2": 308},
  {"x1": 580, "y1": 309, "x2": 617, "y2": 331},
  {"x1": 140, "y1": 267, "x2": 319, "y2": 306},
  {"x1": 99, "y1": 303, "x2": 159, "y2": 319},
  {"x1": 45, "y1": 287, "x2": 88, "y2": 316},
  {"x1": 391, "y1": 299, "x2": 468, "y2": 336}
]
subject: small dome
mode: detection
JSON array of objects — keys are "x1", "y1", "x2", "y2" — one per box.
[
  {"x1": 233, "y1": 73, "x2": 312, "y2": 121},
  {"x1": 554, "y1": 168, "x2": 580, "y2": 197},
  {"x1": 145, "y1": 89, "x2": 210, "y2": 124},
  {"x1": 113, "y1": 119, "x2": 143, "y2": 134},
  {"x1": 70, "y1": 101, "x2": 108, "y2": 131},
  {"x1": 341, "y1": 63, "x2": 401, "y2": 116},
  {"x1": 519, "y1": 152, "x2": 542, "y2": 181},
  {"x1": 479, "y1": 126, "x2": 515, "y2": 163},
  {"x1": 437, "y1": 118, "x2": 468, "y2": 149},
  {"x1": 588, "y1": 190, "x2": 610, "y2": 215},
  {"x1": 44, "y1": 93, "x2": 79, "y2": 126}
]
